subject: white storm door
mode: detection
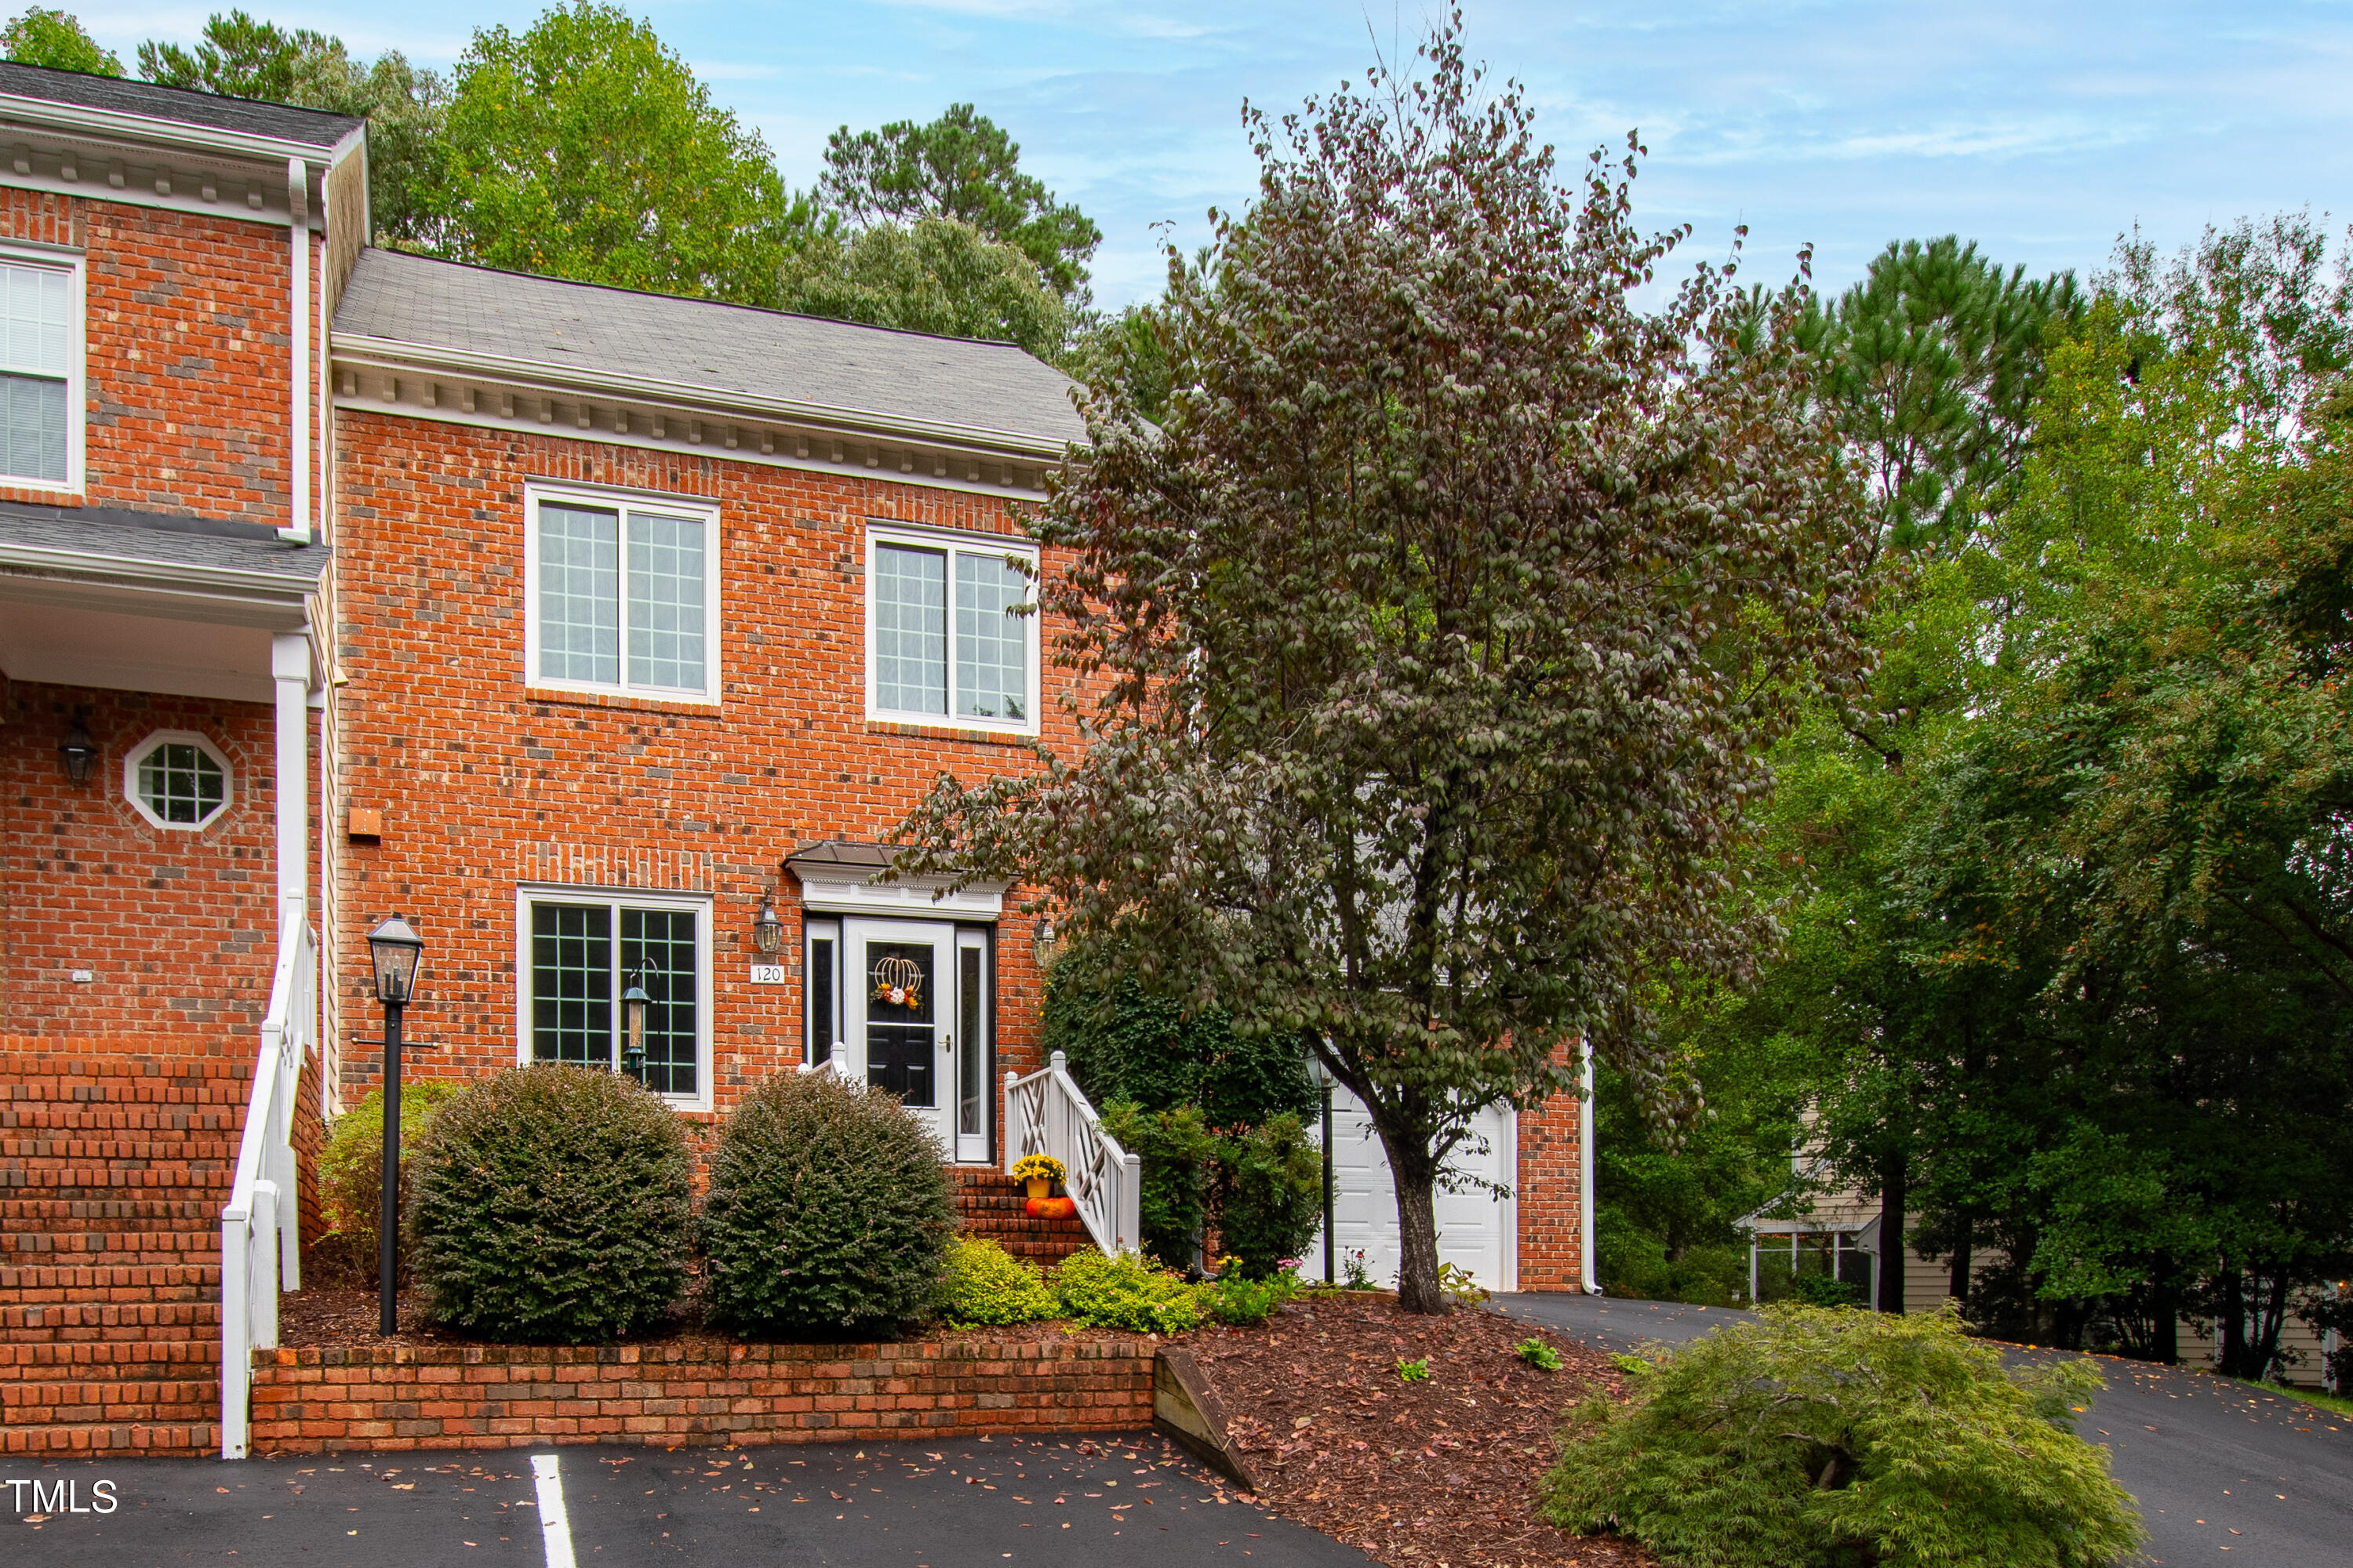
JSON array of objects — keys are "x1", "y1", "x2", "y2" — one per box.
[{"x1": 844, "y1": 919, "x2": 953, "y2": 1155}]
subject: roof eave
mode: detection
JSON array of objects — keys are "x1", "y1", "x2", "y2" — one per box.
[
  {"x1": 0, "y1": 92, "x2": 363, "y2": 167},
  {"x1": 331, "y1": 331, "x2": 1078, "y2": 462}
]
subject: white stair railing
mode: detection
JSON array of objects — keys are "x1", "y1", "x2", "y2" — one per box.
[
  {"x1": 1004, "y1": 1050, "x2": 1142, "y2": 1257},
  {"x1": 219, "y1": 898, "x2": 318, "y2": 1460}
]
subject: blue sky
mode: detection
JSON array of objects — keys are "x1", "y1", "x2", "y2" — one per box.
[{"x1": 64, "y1": 2, "x2": 2353, "y2": 309}]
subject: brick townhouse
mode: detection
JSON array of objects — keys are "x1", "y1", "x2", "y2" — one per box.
[{"x1": 0, "y1": 63, "x2": 1591, "y2": 1456}]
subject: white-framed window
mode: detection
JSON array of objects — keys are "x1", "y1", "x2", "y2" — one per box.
[
  {"x1": 122, "y1": 730, "x2": 231, "y2": 831},
  {"x1": 514, "y1": 887, "x2": 712, "y2": 1109},
  {"x1": 522, "y1": 483, "x2": 721, "y2": 702},
  {"x1": 864, "y1": 523, "x2": 1039, "y2": 733},
  {"x1": 0, "y1": 247, "x2": 83, "y2": 492}
]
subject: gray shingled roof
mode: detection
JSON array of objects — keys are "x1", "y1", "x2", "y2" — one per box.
[
  {"x1": 0, "y1": 61, "x2": 361, "y2": 149},
  {"x1": 334, "y1": 249, "x2": 1088, "y2": 450},
  {"x1": 0, "y1": 501, "x2": 325, "y2": 584}
]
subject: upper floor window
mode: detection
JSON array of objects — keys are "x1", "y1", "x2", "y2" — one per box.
[
  {"x1": 866, "y1": 524, "x2": 1038, "y2": 733},
  {"x1": 523, "y1": 485, "x2": 719, "y2": 702},
  {"x1": 0, "y1": 253, "x2": 79, "y2": 490}
]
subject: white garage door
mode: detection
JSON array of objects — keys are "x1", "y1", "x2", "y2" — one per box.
[{"x1": 1303, "y1": 1087, "x2": 1518, "y2": 1293}]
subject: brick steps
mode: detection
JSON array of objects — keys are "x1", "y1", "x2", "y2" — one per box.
[
  {"x1": 2, "y1": 1302, "x2": 220, "y2": 1344},
  {"x1": 0, "y1": 1264, "x2": 221, "y2": 1306},
  {"x1": 949, "y1": 1167, "x2": 1093, "y2": 1266},
  {"x1": 2, "y1": 1230, "x2": 222, "y2": 1262}
]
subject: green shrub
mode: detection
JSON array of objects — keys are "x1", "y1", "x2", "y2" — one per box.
[
  {"x1": 1101, "y1": 1099, "x2": 1216, "y2": 1269},
  {"x1": 1202, "y1": 1268, "x2": 1294, "y2": 1326},
  {"x1": 1213, "y1": 1113, "x2": 1322, "y2": 1278},
  {"x1": 1786, "y1": 1271, "x2": 1866, "y2": 1309},
  {"x1": 314, "y1": 1079, "x2": 461, "y2": 1286},
  {"x1": 1543, "y1": 1304, "x2": 2142, "y2": 1568},
  {"x1": 1397, "y1": 1356, "x2": 1430, "y2": 1382},
  {"x1": 406, "y1": 1065, "x2": 693, "y2": 1343},
  {"x1": 700, "y1": 1071, "x2": 954, "y2": 1336},
  {"x1": 943, "y1": 1236, "x2": 1059, "y2": 1328},
  {"x1": 1053, "y1": 1248, "x2": 1202, "y2": 1333}
]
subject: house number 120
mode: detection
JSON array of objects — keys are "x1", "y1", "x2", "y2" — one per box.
[{"x1": 747, "y1": 964, "x2": 787, "y2": 985}]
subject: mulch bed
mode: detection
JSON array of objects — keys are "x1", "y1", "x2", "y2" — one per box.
[{"x1": 1176, "y1": 1296, "x2": 1651, "y2": 1568}]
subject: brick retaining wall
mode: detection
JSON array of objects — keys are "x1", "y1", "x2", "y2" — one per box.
[{"x1": 247, "y1": 1334, "x2": 1155, "y2": 1453}]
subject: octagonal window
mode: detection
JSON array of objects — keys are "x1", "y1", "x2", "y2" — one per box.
[{"x1": 124, "y1": 731, "x2": 231, "y2": 830}]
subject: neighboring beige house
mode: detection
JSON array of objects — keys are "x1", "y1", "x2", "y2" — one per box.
[{"x1": 1739, "y1": 1171, "x2": 2343, "y2": 1392}]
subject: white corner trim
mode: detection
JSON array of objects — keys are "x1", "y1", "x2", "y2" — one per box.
[{"x1": 796, "y1": 868, "x2": 1006, "y2": 922}]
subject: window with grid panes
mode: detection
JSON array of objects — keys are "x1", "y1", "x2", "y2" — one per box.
[
  {"x1": 529, "y1": 490, "x2": 715, "y2": 699},
  {"x1": 868, "y1": 529, "x2": 1035, "y2": 729},
  {"x1": 0, "y1": 258, "x2": 73, "y2": 486},
  {"x1": 526, "y1": 897, "x2": 705, "y2": 1099}
]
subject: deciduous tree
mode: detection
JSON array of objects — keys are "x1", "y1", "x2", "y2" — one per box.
[
  {"x1": 420, "y1": 2, "x2": 808, "y2": 305},
  {"x1": 2, "y1": 6, "x2": 118, "y2": 75},
  {"x1": 895, "y1": 16, "x2": 1871, "y2": 1312}
]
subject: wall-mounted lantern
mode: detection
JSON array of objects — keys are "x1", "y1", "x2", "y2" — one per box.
[
  {"x1": 620, "y1": 972, "x2": 650, "y2": 1085},
  {"x1": 751, "y1": 890, "x2": 784, "y2": 956},
  {"x1": 57, "y1": 710, "x2": 96, "y2": 784}
]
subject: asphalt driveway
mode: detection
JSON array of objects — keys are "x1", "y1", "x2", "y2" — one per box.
[
  {"x1": 1497, "y1": 1291, "x2": 2353, "y2": 1565},
  {"x1": 4, "y1": 1432, "x2": 1371, "y2": 1568}
]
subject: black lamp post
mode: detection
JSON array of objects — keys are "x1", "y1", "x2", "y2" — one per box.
[
  {"x1": 620, "y1": 972, "x2": 649, "y2": 1086},
  {"x1": 365, "y1": 915, "x2": 424, "y2": 1337}
]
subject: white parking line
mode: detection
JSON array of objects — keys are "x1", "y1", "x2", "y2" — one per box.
[{"x1": 530, "y1": 1453, "x2": 577, "y2": 1568}]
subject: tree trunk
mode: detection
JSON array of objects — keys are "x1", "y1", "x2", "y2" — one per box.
[
  {"x1": 2219, "y1": 1260, "x2": 2248, "y2": 1377},
  {"x1": 2151, "y1": 1253, "x2": 2179, "y2": 1366},
  {"x1": 1947, "y1": 1215, "x2": 1973, "y2": 1306},
  {"x1": 1380, "y1": 1122, "x2": 1447, "y2": 1315},
  {"x1": 1875, "y1": 1144, "x2": 1907, "y2": 1314},
  {"x1": 2253, "y1": 1266, "x2": 2290, "y2": 1379}
]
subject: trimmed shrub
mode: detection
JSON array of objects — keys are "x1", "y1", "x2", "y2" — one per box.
[
  {"x1": 314, "y1": 1079, "x2": 461, "y2": 1286},
  {"x1": 700, "y1": 1071, "x2": 954, "y2": 1336},
  {"x1": 1543, "y1": 1304, "x2": 2142, "y2": 1568},
  {"x1": 942, "y1": 1236, "x2": 1059, "y2": 1328},
  {"x1": 1214, "y1": 1113, "x2": 1323, "y2": 1277},
  {"x1": 1054, "y1": 1248, "x2": 1202, "y2": 1333},
  {"x1": 1101, "y1": 1099, "x2": 1216, "y2": 1270},
  {"x1": 406, "y1": 1065, "x2": 693, "y2": 1343}
]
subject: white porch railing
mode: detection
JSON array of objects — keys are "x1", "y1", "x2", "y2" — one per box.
[
  {"x1": 1004, "y1": 1051, "x2": 1141, "y2": 1257},
  {"x1": 219, "y1": 900, "x2": 318, "y2": 1460}
]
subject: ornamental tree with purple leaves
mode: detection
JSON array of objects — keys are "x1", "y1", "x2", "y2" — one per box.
[{"x1": 896, "y1": 13, "x2": 1871, "y2": 1314}]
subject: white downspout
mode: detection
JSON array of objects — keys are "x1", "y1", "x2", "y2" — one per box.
[
  {"x1": 1580, "y1": 1038, "x2": 1601, "y2": 1294},
  {"x1": 285, "y1": 156, "x2": 310, "y2": 542}
]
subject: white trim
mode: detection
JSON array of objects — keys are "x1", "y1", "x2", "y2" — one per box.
[
  {"x1": 797, "y1": 865, "x2": 1006, "y2": 922},
  {"x1": 285, "y1": 158, "x2": 309, "y2": 541},
  {"x1": 511, "y1": 884, "x2": 715, "y2": 1114},
  {"x1": 1497, "y1": 1104, "x2": 1521, "y2": 1294},
  {"x1": 521, "y1": 482, "x2": 722, "y2": 706},
  {"x1": 804, "y1": 916, "x2": 842, "y2": 1067},
  {"x1": 122, "y1": 728, "x2": 233, "y2": 831},
  {"x1": 0, "y1": 242, "x2": 85, "y2": 495},
  {"x1": 864, "y1": 522, "x2": 1041, "y2": 737}
]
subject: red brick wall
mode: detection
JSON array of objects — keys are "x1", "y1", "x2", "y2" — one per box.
[
  {"x1": 0, "y1": 188, "x2": 304, "y2": 526},
  {"x1": 248, "y1": 1335, "x2": 1154, "y2": 1453},
  {"x1": 0, "y1": 678, "x2": 289, "y2": 1036},
  {"x1": 1515, "y1": 1052, "x2": 1587, "y2": 1290},
  {"x1": 330, "y1": 413, "x2": 1064, "y2": 1118}
]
